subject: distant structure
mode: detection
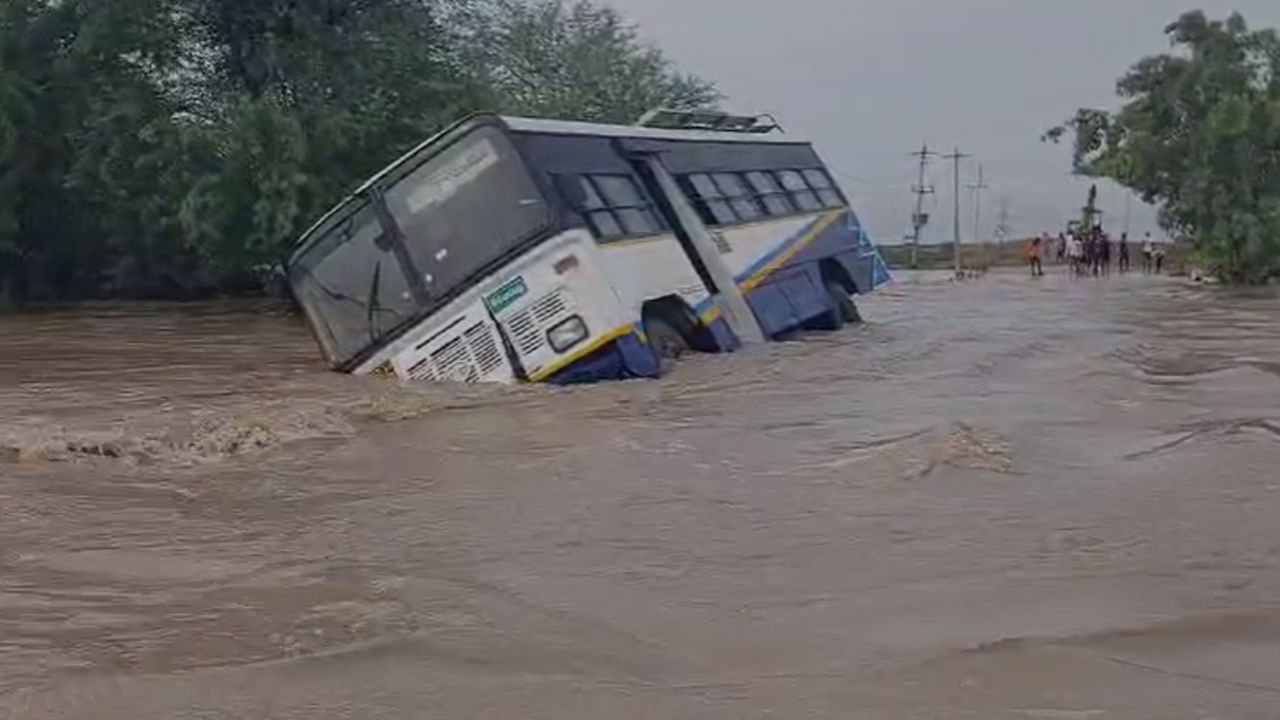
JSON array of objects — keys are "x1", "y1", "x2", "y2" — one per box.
[
  {"x1": 943, "y1": 148, "x2": 971, "y2": 278},
  {"x1": 995, "y1": 196, "x2": 1011, "y2": 247},
  {"x1": 908, "y1": 144, "x2": 936, "y2": 268},
  {"x1": 968, "y1": 163, "x2": 989, "y2": 245},
  {"x1": 1081, "y1": 184, "x2": 1104, "y2": 232}
]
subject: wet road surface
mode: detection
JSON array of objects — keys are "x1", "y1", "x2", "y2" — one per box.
[{"x1": 2, "y1": 271, "x2": 1279, "y2": 718}]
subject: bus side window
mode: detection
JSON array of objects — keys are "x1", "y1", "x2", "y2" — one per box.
[
  {"x1": 679, "y1": 173, "x2": 737, "y2": 227},
  {"x1": 776, "y1": 170, "x2": 823, "y2": 211},
  {"x1": 556, "y1": 174, "x2": 662, "y2": 240},
  {"x1": 710, "y1": 173, "x2": 763, "y2": 222},
  {"x1": 745, "y1": 171, "x2": 795, "y2": 216},
  {"x1": 592, "y1": 175, "x2": 663, "y2": 237},
  {"x1": 802, "y1": 169, "x2": 845, "y2": 208}
]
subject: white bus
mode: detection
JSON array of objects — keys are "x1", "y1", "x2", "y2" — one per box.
[{"x1": 288, "y1": 111, "x2": 891, "y2": 384}]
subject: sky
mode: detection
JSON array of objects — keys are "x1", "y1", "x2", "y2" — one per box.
[{"x1": 604, "y1": 0, "x2": 1280, "y2": 244}]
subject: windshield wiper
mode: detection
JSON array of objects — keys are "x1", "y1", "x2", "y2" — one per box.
[
  {"x1": 365, "y1": 260, "x2": 411, "y2": 344},
  {"x1": 367, "y1": 261, "x2": 383, "y2": 343}
]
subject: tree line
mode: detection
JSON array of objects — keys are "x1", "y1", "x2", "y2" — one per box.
[
  {"x1": 0, "y1": 0, "x2": 719, "y2": 303},
  {"x1": 1048, "y1": 10, "x2": 1280, "y2": 284}
]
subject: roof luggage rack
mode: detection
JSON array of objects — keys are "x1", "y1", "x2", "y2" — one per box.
[{"x1": 636, "y1": 109, "x2": 783, "y2": 134}]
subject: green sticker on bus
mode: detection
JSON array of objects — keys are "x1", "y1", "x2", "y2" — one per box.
[{"x1": 486, "y1": 276, "x2": 528, "y2": 313}]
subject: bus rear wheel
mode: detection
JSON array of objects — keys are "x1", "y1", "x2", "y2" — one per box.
[
  {"x1": 828, "y1": 280, "x2": 862, "y2": 325},
  {"x1": 813, "y1": 280, "x2": 860, "y2": 330}
]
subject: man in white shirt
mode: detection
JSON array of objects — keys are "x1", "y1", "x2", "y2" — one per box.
[
  {"x1": 1068, "y1": 234, "x2": 1085, "y2": 276},
  {"x1": 1142, "y1": 233, "x2": 1155, "y2": 272}
]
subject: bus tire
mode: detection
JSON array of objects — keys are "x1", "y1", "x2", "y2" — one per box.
[
  {"x1": 829, "y1": 280, "x2": 862, "y2": 325},
  {"x1": 644, "y1": 315, "x2": 690, "y2": 373},
  {"x1": 813, "y1": 280, "x2": 857, "y2": 331}
]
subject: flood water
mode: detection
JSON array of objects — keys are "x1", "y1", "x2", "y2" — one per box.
[{"x1": 2, "y1": 270, "x2": 1279, "y2": 719}]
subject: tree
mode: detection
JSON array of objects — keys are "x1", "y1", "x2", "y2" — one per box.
[
  {"x1": 1046, "y1": 10, "x2": 1280, "y2": 283},
  {"x1": 0, "y1": 0, "x2": 723, "y2": 303},
  {"x1": 0, "y1": 0, "x2": 201, "y2": 301},
  {"x1": 476, "y1": 0, "x2": 720, "y2": 123},
  {"x1": 177, "y1": 0, "x2": 492, "y2": 283}
]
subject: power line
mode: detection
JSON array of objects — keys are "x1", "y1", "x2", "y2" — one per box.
[
  {"x1": 942, "y1": 148, "x2": 971, "y2": 278},
  {"x1": 908, "y1": 143, "x2": 936, "y2": 268}
]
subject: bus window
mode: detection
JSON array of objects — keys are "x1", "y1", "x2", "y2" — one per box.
[
  {"x1": 776, "y1": 170, "x2": 823, "y2": 211},
  {"x1": 290, "y1": 201, "x2": 419, "y2": 367},
  {"x1": 561, "y1": 174, "x2": 662, "y2": 240},
  {"x1": 710, "y1": 173, "x2": 763, "y2": 222},
  {"x1": 571, "y1": 176, "x2": 623, "y2": 238},
  {"x1": 802, "y1": 169, "x2": 845, "y2": 208},
  {"x1": 590, "y1": 175, "x2": 663, "y2": 237},
  {"x1": 382, "y1": 126, "x2": 549, "y2": 299},
  {"x1": 682, "y1": 173, "x2": 737, "y2": 226},
  {"x1": 745, "y1": 171, "x2": 795, "y2": 216}
]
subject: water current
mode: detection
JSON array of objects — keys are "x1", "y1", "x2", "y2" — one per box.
[{"x1": 2, "y1": 270, "x2": 1279, "y2": 718}]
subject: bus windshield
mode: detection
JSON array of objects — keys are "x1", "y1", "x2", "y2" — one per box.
[{"x1": 290, "y1": 125, "x2": 550, "y2": 368}]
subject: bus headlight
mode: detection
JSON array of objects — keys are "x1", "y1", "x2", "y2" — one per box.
[{"x1": 547, "y1": 315, "x2": 588, "y2": 353}]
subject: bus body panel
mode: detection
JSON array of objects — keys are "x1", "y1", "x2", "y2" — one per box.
[{"x1": 594, "y1": 234, "x2": 713, "y2": 317}]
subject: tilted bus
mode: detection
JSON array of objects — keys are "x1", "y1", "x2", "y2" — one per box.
[{"x1": 288, "y1": 112, "x2": 891, "y2": 384}]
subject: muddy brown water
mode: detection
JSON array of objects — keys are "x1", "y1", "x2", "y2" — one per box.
[{"x1": 2, "y1": 271, "x2": 1279, "y2": 719}]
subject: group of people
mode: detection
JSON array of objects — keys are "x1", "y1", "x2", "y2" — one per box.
[{"x1": 1025, "y1": 229, "x2": 1165, "y2": 278}]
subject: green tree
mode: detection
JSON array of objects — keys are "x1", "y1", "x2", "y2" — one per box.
[
  {"x1": 475, "y1": 0, "x2": 720, "y2": 123},
  {"x1": 1046, "y1": 10, "x2": 1280, "y2": 283},
  {"x1": 0, "y1": 0, "x2": 723, "y2": 303},
  {"x1": 175, "y1": 0, "x2": 491, "y2": 283},
  {"x1": 0, "y1": 0, "x2": 201, "y2": 301}
]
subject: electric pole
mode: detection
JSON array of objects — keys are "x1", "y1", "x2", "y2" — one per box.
[
  {"x1": 909, "y1": 144, "x2": 936, "y2": 268},
  {"x1": 968, "y1": 163, "x2": 989, "y2": 246},
  {"x1": 943, "y1": 148, "x2": 970, "y2": 278},
  {"x1": 995, "y1": 196, "x2": 1011, "y2": 248}
]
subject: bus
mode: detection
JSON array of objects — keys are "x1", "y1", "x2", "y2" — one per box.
[{"x1": 287, "y1": 111, "x2": 891, "y2": 385}]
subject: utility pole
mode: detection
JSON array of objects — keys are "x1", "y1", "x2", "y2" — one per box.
[
  {"x1": 909, "y1": 144, "x2": 936, "y2": 268},
  {"x1": 943, "y1": 148, "x2": 970, "y2": 278},
  {"x1": 1124, "y1": 191, "x2": 1133, "y2": 236},
  {"x1": 968, "y1": 163, "x2": 989, "y2": 246},
  {"x1": 995, "y1": 196, "x2": 1011, "y2": 248}
]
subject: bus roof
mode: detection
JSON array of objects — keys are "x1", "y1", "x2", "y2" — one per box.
[
  {"x1": 498, "y1": 115, "x2": 808, "y2": 145},
  {"x1": 354, "y1": 114, "x2": 804, "y2": 198}
]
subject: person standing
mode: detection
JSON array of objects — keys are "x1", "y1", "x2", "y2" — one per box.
[
  {"x1": 1154, "y1": 241, "x2": 1166, "y2": 274},
  {"x1": 1068, "y1": 232, "x2": 1085, "y2": 277},
  {"x1": 1057, "y1": 232, "x2": 1067, "y2": 264},
  {"x1": 1142, "y1": 233, "x2": 1155, "y2": 273},
  {"x1": 1118, "y1": 232, "x2": 1131, "y2": 272},
  {"x1": 1026, "y1": 236, "x2": 1044, "y2": 277}
]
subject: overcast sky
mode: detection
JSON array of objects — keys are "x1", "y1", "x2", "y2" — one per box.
[{"x1": 605, "y1": 0, "x2": 1280, "y2": 243}]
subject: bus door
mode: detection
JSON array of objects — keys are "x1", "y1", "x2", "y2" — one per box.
[
  {"x1": 619, "y1": 146, "x2": 766, "y2": 344},
  {"x1": 627, "y1": 157, "x2": 719, "y2": 298}
]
